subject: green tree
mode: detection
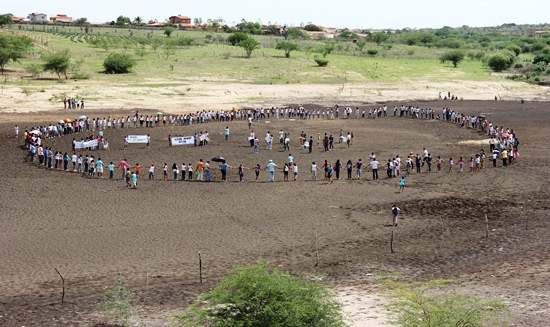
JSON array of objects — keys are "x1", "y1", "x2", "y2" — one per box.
[
  {"x1": 314, "y1": 58, "x2": 329, "y2": 67},
  {"x1": 0, "y1": 33, "x2": 33, "y2": 74},
  {"x1": 24, "y1": 62, "x2": 43, "y2": 78},
  {"x1": 103, "y1": 53, "x2": 135, "y2": 73},
  {"x1": 533, "y1": 53, "x2": 550, "y2": 65},
  {"x1": 439, "y1": 50, "x2": 465, "y2": 67},
  {"x1": 172, "y1": 260, "x2": 349, "y2": 327},
  {"x1": 487, "y1": 50, "x2": 515, "y2": 72},
  {"x1": 75, "y1": 17, "x2": 87, "y2": 25},
  {"x1": 115, "y1": 15, "x2": 131, "y2": 26},
  {"x1": 304, "y1": 24, "x2": 322, "y2": 32},
  {"x1": 133, "y1": 16, "x2": 143, "y2": 26},
  {"x1": 227, "y1": 32, "x2": 248, "y2": 46},
  {"x1": 385, "y1": 279, "x2": 510, "y2": 327},
  {"x1": 98, "y1": 277, "x2": 140, "y2": 327},
  {"x1": 239, "y1": 38, "x2": 260, "y2": 58},
  {"x1": 506, "y1": 44, "x2": 522, "y2": 56},
  {"x1": 276, "y1": 41, "x2": 299, "y2": 58},
  {"x1": 371, "y1": 32, "x2": 389, "y2": 45},
  {"x1": 42, "y1": 49, "x2": 71, "y2": 79},
  {"x1": 356, "y1": 40, "x2": 366, "y2": 51},
  {"x1": 322, "y1": 42, "x2": 335, "y2": 57},
  {"x1": 164, "y1": 26, "x2": 175, "y2": 38},
  {"x1": 0, "y1": 13, "x2": 14, "y2": 27}
]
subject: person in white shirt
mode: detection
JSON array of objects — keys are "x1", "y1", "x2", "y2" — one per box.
[{"x1": 370, "y1": 159, "x2": 380, "y2": 180}]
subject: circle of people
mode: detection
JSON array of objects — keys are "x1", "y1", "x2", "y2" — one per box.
[{"x1": 21, "y1": 104, "x2": 520, "y2": 189}]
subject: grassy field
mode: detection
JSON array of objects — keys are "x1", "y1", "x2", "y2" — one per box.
[{"x1": 1, "y1": 25, "x2": 508, "y2": 87}]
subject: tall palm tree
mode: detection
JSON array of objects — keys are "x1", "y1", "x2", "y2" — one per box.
[{"x1": 133, "y1": 16, "x2": 143, "y2": 26}]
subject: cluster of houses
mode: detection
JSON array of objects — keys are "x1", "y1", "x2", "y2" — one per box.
[{"x1": 8, "y1": 13, "x2": 340, "y2": 38}]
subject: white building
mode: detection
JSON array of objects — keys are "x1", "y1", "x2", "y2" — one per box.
[{"x1": 28, "y1": 13, "x2": 48, "y2": 22}]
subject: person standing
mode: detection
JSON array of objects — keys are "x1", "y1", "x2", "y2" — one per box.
[
  {"x1": 370, "y1": 159, "x2": 380, "y2": 180},
  {"x1": 117, "y1": 159, "x2": 130, "y2": 179},
  {"x1": 346, "y1": 159, "x2": 353, "y2": 179},
  {"x1": 326, "y1": 164, "x2": 334, "y2": 184},
  {"x1": 253, "y1": 137, "x2": 259, "y2": 154},
  {"x1": 187, "y1": 163, "x2": 194, "y2": 180},
  {"x1": 501, "y1": 149, "x2": 508, "y2": 167},
  {"x1": 334, "y1": 159, "x2": 341, "y2": 180},
  {"x1": 220, "y1": 161, "x2": 229, "y2": 182},
  {"x1": 308, "y1": 136, "x2": 313, "y2": 153},
  {"x1": 131, "y1": 171, "x2": 138, "y2": 189},
  {"x1": 391, "y1": 204, "x2": 400, "y2": 227},
  {"x1": 96, "y1": 157, "x2": 104, "y2": 178},
  {"x1": 311, "y1": 162, "x2": 321, "y2": 180},
  {"x1": 204, "y1": 161, "x2": 211, "y2": 181},
  {"x1": 147, "y1": 134, "x2": 150, "y2": 148},
  {"x1": 163, "y1": 163, "x2": 168, "y2": 181},
  {"x1": 109, "y1": 162, "x2": 115, "y2": 179},
  {"x1": 399, "y1": 177, "x2": 405, "y2": 193},
  {"x1": 225, "y1": 126, "x2": 229, "y2": 141},
  {"x1": 293, "y1": 163, "x2": 298, "y2": 181},
  {"x1": 354, "y1": 159, "x2": 363, "y2": 180},
  {"x1": 265, "y1": 159, "x2": 279, "y2": 182},
  {"x1": 172, "y1": 163, "x2": 179, "y2": 181},
  {"x1": 148, "y1": 164, "x2": 155, "y2": 180},
  {"x1": 196, "y1": 159, "x2": 204, "y2": 181}
]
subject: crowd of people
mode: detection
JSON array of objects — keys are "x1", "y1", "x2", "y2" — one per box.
[{"x1": 22, "y1": 104, "x2": 520, "y2": 190}]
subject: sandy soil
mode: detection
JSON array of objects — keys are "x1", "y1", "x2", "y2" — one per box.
[
  {"x1": 0, "y1": 96, "x2": 549, "y2": 326},
  {"x1": 1, "y1": 79, "x2": 550, "y2": 114}
]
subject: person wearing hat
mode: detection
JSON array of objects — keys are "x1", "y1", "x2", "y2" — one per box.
[{"x1": 264, "y1": 159, "x2": 279, "y2": 182}]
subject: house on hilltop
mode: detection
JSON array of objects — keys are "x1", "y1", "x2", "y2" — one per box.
[
  {"x1": 169, "y1": 15, "x2": 194, "y2": 29},
  {"x1": 28, "y1": 13, "x2": 48, "y2": 22},
  {"x1": 11, "y1": 15, "x2": 24, "y2": 23}
]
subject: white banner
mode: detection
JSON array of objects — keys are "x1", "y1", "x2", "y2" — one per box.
[
  {"x1": 127, "y1": 135, "x2": 148, "y2": 143},
  {"x1": 172, "y1": 136, "x2": 194, "y2": 146},
  {"x1": 75, "y1": 139, "x2": 99, "y2": 149}
]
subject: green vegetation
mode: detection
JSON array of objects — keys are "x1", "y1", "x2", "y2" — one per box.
[
  {"x1": 384, "y1": 279, "x2": 510, "y2": 327},
  {"x1": 0, "y1": 13, "x2": 13, "y2": 27},
  {"x1": 103, "y1": 53, "x2": 135, "y2": 73},
  {"x1": 439, "y1": 50, "x2": 465, "y2": 67},
  {"x1": 314, "y1": 58, "x2": 329, "y2": 67},
  {"x1": 42, "y1": 49, "x2": 71, "y2": 79},
  {"x1": 238, "y1": 38, "x2": 260, "y2": 58},
  {"x1": 0, "y1": 33, "x2": 32, "y2": 74},
  {"x1": 276, "y1": 41, "x2": 299, "y2": 58},
  {"x1": 172, "y1": 260, "x2": 350, "y2": 327},
  {"x1": 1, "y1": 22, "x2": 549, "y2": 85},
  {"x1": 98, "y1": 277, "x2": 140, "y2": 327}
]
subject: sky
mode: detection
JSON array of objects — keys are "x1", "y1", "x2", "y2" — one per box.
[{"x1": 7, "y1": 0, "x2": 550, "y2": 30}]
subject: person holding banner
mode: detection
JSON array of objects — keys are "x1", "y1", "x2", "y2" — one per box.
[{"x1": 147, "y1": 134, "x2": 150, "y2": 149}]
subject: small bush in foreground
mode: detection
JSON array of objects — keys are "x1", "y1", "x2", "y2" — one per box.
[
  {"x1": 172, "y1": 260, "x2": 350, "y2": 327},
  {"x1": 98, "y1": 277, "x2": 140, "y2": 327},
  {"x1": 103, "y1": 53, "x2": 135, "y2": 74},
  {"x1": 315, "y1": 58, "x2": 329, "y2": 67},
  {"x1": 384, "y1": 279, "x2": 510, "y2": 327}
]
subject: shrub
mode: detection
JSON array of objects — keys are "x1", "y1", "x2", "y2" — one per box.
[
  {"x1": 98, "y1": 277, "x2": 140, "y2": 327},
  {"x1": 103, "y1": 53, "x2": 135, "y2": 74},
  {"x1": 533, "y1": 53, "x2": 550, "y2": 65},
  {"x1": 384, "y1": 279, "x2": 510, "y2": 327},
  {"x1": 439, "y1": 50, "x2": 465, "y2": 67},
  {"x1": 227, "y1": 32, "x2": 248, "y2": 46},
  {"x1": 487, "y1": 50, "x2": 515, "y2": 72},
  {"x1": 506, "y1": 44, "x2": 522, "y2": 56},
  {"x1": 366, "y1": 49, "x2": 378, "y2": 56},
  {"x1": 315, "y1": 58, "x2": 329, "y2": 66},
  {"x1": 172, "y1": 260, "x2": 349, "y2": 327}
]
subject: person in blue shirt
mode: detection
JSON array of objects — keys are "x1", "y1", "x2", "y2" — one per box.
[
  {"x1": 108, "y1": 162, "x2": 115, "y2": 179},
  {"x1": 264, "y1": 160, "x2": 279, "y2": 182}
]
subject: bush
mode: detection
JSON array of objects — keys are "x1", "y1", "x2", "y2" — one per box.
[
  {"x1": 534, "y1": 53, "x2": 550, "y2": 65},
  {"x1": 314, "y1": 58, "x2": 329, "y2": 66},
  {"x1": 172, "y1": 260, "x2": 349, "y2": 327},
  {"x1": 439, "y1": 50, "x2": 465, "y2": 67},
  {"x1": 103, "y1": 53, "x2": 135, "y2": 74},
  {"x1": 366, "y1": 49, "x2": 378, "y2": 56},
  {"x1": 98, "y1": 277, "x2": 140, "y2": 327},
  {"x1": 487, "y1": 50, "x2": 515, "y2": 72},
  {"x1": 227, "y1": 32, "x2": 248, "y2": 46},
  {"x1": 506, "y1": 44, "x2": 522, "y2": 56},
  {"x1": 384, "y1": 279, "x2": 510, "y2": 327}
]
